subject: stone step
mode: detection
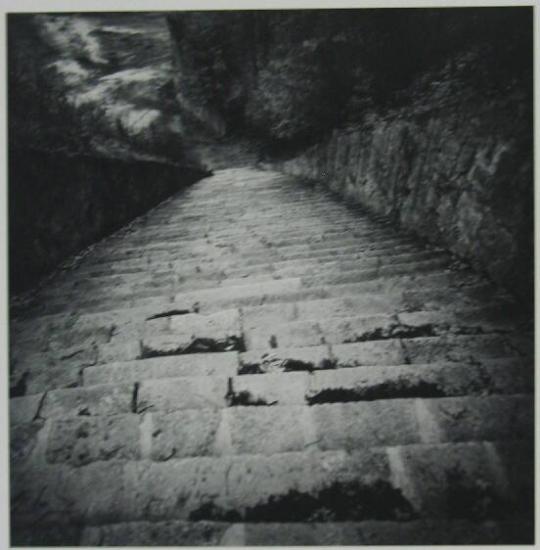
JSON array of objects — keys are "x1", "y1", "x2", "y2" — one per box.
[
  {"x1": 11, "y1": 441, "x2": 532, "y2": 529},
  {"x1": 74, "y1": 346, "x2": 531, "y2": 398},
  {"x1": 83, "y1": 352, "x2": 240, "y2": 386},
  {"x1": 9, "y1": 395, "x2": 528, "y2": 471},
  {"x1": 70, "y1": 239, "x2": 420, "y2": 278},
  {"x1": 99, "y1": 224, "x2": 406, "y2": 253},
  {"x1": 11, "y1": 300, "x2": 523, "y2": 395},
  {"x1": 11, "y1": 287, "x2": 519, "y2": 389},
  {"x1": 10, "y1": 275, "x2": 502, "y2": 359},
  {"x1": 241, "y1": 283, "x2": 511, "y2": 327},
  {"x1": 13, "y1": 349, "x2": 529, "y2": 419},
  {"x1": 136, "y1": 367, "x2": 531, "y2": 413},
  {"x1": 81, "y1": 232, "x2": 416, "y2": 269},
  {"x1": 12, "y1": 280, "x2": 505, "y2": 351},
  {"x1": 172, "y1": 272, "x2": 461, "y2": 315},
  {"x1": 128, "y1": 215, "x2": 393, "y2": 240},
  {"x1": 141, "y1": 309, "x2": 243, "y2": 358},
  {"x1": 242, "y1": 333, "x2": 520, "y2": 369},
  {"x1": 34, "y1": 249, "x2": 445, "y2": 302},
  {"x1": 75, "y1": 518, "x2": 533, "y2": 546},
  {"x1": 88, "y1": 210, "x2": 387, "y2": 240},
  {"x1": 301, "y1": 257, "x2": 449, "y2": 288},
  {"x1": 244, "y1": 304, "x2": 523, "y2": 350},
  {"x1": 65, "y1": 244, "x2": 430, "y2": 288},
  {"x1": 107, "y1": 218, "x2": 395, "y2": 247}
]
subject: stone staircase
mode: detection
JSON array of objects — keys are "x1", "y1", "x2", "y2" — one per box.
[{"x1": 10, "y1": 168, "x2": 534, "y2": 545}]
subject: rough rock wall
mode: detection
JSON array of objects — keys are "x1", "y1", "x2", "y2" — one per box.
[{"x1": 9, "y1": 149, "x2": 206, "y2": 293}]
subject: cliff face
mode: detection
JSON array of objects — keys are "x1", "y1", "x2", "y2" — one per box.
[{"x1": 167, "y1": 8, "x2": 533, "y2": 301}]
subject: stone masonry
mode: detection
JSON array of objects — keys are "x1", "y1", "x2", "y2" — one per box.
[{"x1": 10, "y1": 168, "x2": 534, "y2": 545}]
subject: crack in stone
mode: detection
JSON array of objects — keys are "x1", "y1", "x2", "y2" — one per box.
[
  {"x1": 146, "y1": 309, "x2": 192, "y2": 320},
  {"x1": 33, "y1": 391, "x2": 49, "y2": 421},
  {"x1": 131, "y1": 382, "x2": 139, "y2": 413},
  {"x1": 140, "y1": 335, "x2": 245, "y2": 358}
]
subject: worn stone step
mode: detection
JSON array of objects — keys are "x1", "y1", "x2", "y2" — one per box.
[
  {"x1": 71, "y1": 238, "x2": 420, "y2": 279},
  {"x1": 241, "y1": 334, "x2": 518, "y2": 372},
  {"x1": 131, "y1": 216, "x2": 392, "y2": 241},
  {"x1": 42, "y1": 251, "x2": 447, "y2": 304},
  {"x1": 109, "y1": 226, "x2": 407, "y2": 257},
  {"x1": 11, "y1": 277, "x2": 503, "y2": 355},
  {"x1": 77, "y1": 519, "x2": 534, "y2": 546},
  {"x1": 81, "y1": 234, "x2": 418, "y2": 272},
  {"x1": 12, "y1": 394, "x2": 526, "y2": 469},
  {"x1": 301, "y1": 257, "x2": 449, "y2": 288},
  {"x1": 14, "y1": 353, "x2": 529, "y2": 422},
  {"x1": 10, "y1": 293, "x2": 519, "y2": 396},
  {"x1": 85, "y1": 215, "x2": 394, "y2": 252},
  {"x1": 79, "y1": 349, "x2": 531, "y2": 399},
  {"x1": 14, "y1": 327, "x2": 516, "y2": 397},
  {"x1": 13, "y1": 519, "x2": 534, "y2": 546},
  {"x1": 11, "y1": 442, "x2": 531, "y2": 528},
  {"x1": 66, "y1": 246, "x2": 431, "y2": 294},
  {"x1": 140, "y1": 309, "x2": 243, "y2": 358},
  {"x1": 169, "y1": 272, "x2": 467, "y2": 316},
  {"x1": 110, "y1": 220, "x2": 396, "y2": 248},
  {"x1": 83, "y1": 353, "x2": 240, "y2": 386},
  {"x1": 244, "y1": 305, "x2": 522, "y2": 350},
  {"x1": 241, "y1": 283, "x2": 510, "y2": 327}
]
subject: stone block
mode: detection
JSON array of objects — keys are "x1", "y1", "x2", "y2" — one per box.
[
  {"x1": 231, "y1": 372, "x2": 308, "y2": 406},
  {"x1": 81, "y1": 520, "x2": 229, "y2": 546},
  {"x1": 10, "y1": 394, "x2": 43, "y2": 425},
  {"x1": 46, "y1": 414, "x2": 141, "y2": 466},
  {"x1": 142, "y1": 310, "x2": 242, "y2": 356},
  {"x1": 41, "y1": 384, "x2": 133, "y2": 418},
  {"x1": 84, "y1": 352, "x2": 239, "y2": 386},
  {"x1": 425, "y1": 394, "x2": 533, "y2": 443},
  {"x1": 138, "y1": 376, "x2": 228, "y2": 412},
  {"x1": 150, "y1": 409, "x2": 221, "y2": 459},
  {"x1": 229, "y1": 406, "x2": 306, "y2": 454},
  {"x1": 240, "y1": 345, "x2": 332, "y2": 374},
  {"x1": 331, "y1": 340, "x2": 406, "y2": 367},
  {"x1": 313, "y1": 401, "x2": 421, "y2": 450}
]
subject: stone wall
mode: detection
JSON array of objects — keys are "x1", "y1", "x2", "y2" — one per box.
[{"x1": 9, "y1": 149, "x2": 207, "y2": 293}]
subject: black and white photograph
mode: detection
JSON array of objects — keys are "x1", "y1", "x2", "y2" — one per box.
[{"x1": 5, "y1": 1, "x2": 535, "y2": 546}]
